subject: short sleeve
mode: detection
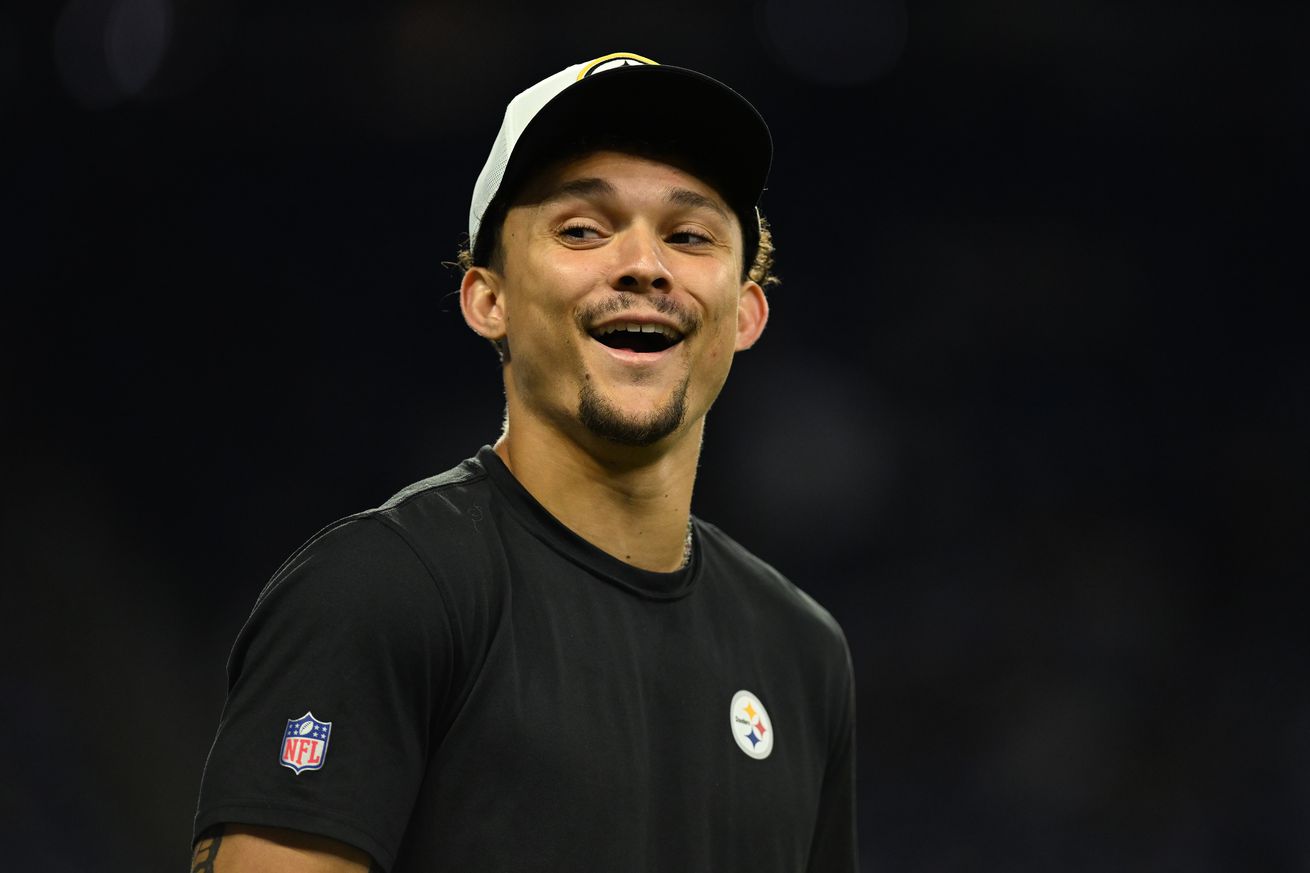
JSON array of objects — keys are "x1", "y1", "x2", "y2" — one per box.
[{"x1": 193, "y1": 516, "x2": 452, "y2": 871}]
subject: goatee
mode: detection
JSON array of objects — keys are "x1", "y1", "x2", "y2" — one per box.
[{"x1": 577, "y1": 377, "x2": 689, "y2": 446}]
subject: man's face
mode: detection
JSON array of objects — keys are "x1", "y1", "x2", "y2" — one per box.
[{"x1": 480, "y1": 150, "x2": 767, "y2": 449}]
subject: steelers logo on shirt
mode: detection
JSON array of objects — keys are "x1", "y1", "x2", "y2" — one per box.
[{"x1": 730, "y1": 689, "x2": 774, "y2": 760}]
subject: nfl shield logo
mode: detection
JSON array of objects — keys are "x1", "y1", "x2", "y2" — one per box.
[{"x1": 280, "y1": 712, "x2": 332, "y2": 774}]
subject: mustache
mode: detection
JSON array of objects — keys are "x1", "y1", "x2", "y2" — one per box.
[{"x1": 576, "y1": 293, "x2": 701, "y2": 336}]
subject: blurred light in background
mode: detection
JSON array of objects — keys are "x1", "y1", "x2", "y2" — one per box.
[
  {"x1": 757, "y1": 0, "x2": 906, "y2": 86},
  {"x1": 54, "y1": 0, "x2": 171, "y2": 109},
  {"x1": 106, "y1": 0, "x2": 170, "y2": 96}
]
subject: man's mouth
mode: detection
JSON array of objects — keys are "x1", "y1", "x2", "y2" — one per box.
[{"x1": 588, "y1": 322, "x2": 685, "y2": 354}]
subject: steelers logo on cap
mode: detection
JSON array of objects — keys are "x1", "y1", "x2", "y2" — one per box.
[
  {"x1": 578, "y1": 52, "x2": 659, "y2": 80},
  {"x1": 730, "y1": 689, "x2": 774, "y2": 760}
]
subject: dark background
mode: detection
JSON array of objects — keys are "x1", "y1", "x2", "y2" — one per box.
[{"x1": 4, "y1": 0, "x2": 1307, "y2": 870}]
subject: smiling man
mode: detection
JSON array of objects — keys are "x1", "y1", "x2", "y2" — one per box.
[{"x1": 192, "y1": 53, "x2": 856, "y2": 873}]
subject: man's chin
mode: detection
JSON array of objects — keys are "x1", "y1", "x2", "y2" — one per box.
[{"x1": 577, "y1": 383, "x2": 688, "y2": 447}]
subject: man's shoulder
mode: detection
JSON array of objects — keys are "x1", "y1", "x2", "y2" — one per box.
[
  {"x1": 376, "y1": 454, "x2": 491, "y2": 516},
  {"x1": 341, "y1": 453, "x2": 498, "y2": 550},
  {"x1": 260, "y1": 454, "x2": 496, "y2": 599},
  {"x1": 358, "y1": 453, "x2": 502, "y2": 581},
  {"x1": 695, "y1": 518, "x2": 847, "y2": 647}
]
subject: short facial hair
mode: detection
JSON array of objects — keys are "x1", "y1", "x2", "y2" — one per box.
[{"x1": 577, "y1": 370, "x2": 690, "y2": 446}]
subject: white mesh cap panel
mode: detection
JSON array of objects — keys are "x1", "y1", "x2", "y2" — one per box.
[{"x1": 467, "y1": 60, "x2": 590, "y2": 253}]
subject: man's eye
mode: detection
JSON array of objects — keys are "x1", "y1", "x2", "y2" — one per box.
[
  {"x1": 668, "y1": 230, "x2": 712, "y2": 245},
  {"x1": 559, "y1": 224, "x2": 601, "y2": 240}
]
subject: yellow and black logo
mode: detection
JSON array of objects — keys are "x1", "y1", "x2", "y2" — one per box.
[{"x1": 578, "y1": 52, "x2": 659, "y2": 80}]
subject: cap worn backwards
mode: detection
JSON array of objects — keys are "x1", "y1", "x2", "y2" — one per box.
[{"x1": 468, "y1": 52, "x2": 773, "y2": 272}]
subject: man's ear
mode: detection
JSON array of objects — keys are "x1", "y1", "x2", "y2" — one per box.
[
  {"x1": 460, "y1": 266, "x2": 507, "y2": 341},
  {"x1": 734, "y1": 280, "x2": 769, "y2": 351}
]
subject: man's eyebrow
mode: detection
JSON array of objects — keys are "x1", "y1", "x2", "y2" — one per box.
[
  {"x1": 537, "y1": 177, "x2": 617, "y2": 205},
  {"x1": 665, "y1": 187, "x2": 729, "y2": 220},
  {"x1": 535, "y1": 178, "x2": 729, "y2": 221}
]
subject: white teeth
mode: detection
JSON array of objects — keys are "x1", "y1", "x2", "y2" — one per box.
[{"x1": 595, "y1": 322, "x2": 682, "y2": 340}]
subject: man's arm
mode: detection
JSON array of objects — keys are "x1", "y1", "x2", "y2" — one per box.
[
  {"x1": 191, "y1": 824, "x2": 380, "y2": 873},
  {"x1": 193, "y1": 518, "x2": 453, "y2": 870}
]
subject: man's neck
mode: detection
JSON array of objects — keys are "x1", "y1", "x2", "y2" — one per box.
[{"x1": 494, "y1": 415, "x2": 702, "y2": 573}]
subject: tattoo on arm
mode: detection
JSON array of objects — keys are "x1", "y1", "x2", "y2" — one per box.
[{"x1": 191, "y1": 824, "x2": 225, "y2": 873}]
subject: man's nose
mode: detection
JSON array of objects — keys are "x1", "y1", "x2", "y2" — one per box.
[{"x1": 609, "y1": 224, "x2": 672, "y2": 293}]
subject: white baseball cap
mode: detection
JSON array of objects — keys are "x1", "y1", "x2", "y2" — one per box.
[{"x1": 468, "y1": 52, "x2": 773, "y2": 272}]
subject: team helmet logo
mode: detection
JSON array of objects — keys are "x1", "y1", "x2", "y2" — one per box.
[
  {"x1": 578, "y1": 52, "x2": 659, "y2": 80},
  {"x1": 279, "y1": 711, "x2": 332, "y2": 774},
  {"x1": 730, "y1": 690, "x2": 774, "y2": 759}
]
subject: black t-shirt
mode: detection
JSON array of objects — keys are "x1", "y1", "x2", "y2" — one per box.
[{"x1": 195, "y1": 447, "x2": 856, "y2": 872}]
